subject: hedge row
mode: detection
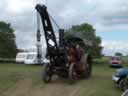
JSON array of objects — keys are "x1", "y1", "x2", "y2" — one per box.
[{"x1": 0, "y1": 58, "x2": 15, "y2": 63}]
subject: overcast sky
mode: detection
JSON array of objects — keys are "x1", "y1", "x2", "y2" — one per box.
[{"x1": 0, "y1": 0, "x2": 128, "y2": 56}]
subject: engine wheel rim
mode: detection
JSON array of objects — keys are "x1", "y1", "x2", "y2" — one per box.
[{"x1": 69, "y1": 63, "x2": 77, "y2": 83}]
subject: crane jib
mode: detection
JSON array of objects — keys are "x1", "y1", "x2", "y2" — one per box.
[{"x1": 35, "y1": 4, "x2": 64, "y2": 67}]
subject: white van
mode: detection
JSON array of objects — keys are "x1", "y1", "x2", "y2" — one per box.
[{"x1": 16, "y1": 52, "x2": 27, "y2": 63}]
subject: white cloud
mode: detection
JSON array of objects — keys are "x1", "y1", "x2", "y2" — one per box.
[
  {"x1": 6, "y1": 0, "x2": 40, "y2": 14},
  {"x1": 102, "y1": 40, "x2": 128, "y2": 56},
  {"x1": 1, "y1": 0, "x2": 128, "y2": 55}
]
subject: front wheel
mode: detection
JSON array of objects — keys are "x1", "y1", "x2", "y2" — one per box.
[
  {"x1": 83, "y1": 63, "x2": 92, "y2": 79},
  {"x1": 42, "y1": 63, "x2": 52, "y2": 83}
]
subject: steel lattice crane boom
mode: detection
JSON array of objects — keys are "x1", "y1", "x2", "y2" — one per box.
[{"x1": 36, "y1": 4, "x2": 66, "y2": 67}]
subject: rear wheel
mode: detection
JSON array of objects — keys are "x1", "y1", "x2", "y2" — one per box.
[
  {"x1": 68, "y1": 63, "x2": 77, "y2": 84},
  {"x1": 42, "y1": 63, "x2": 52, "y2": 83},
  {"x1": 83, "y1": 63, "x2": 92, "y2": 78},
  {"x1": 81, "y1": 54, "x2": 92, "y2": 78}
]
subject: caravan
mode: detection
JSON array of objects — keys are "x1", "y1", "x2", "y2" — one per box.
[
  {"x1": 24, "y1": 52, "x2": 38, "y2": 64},
  {"x1": 24, "y1": 52, "x2": 45, "y2": 64},
  {"x1": 16, "y1": 51, "x2": 47, "y2": 64},
  {"x1": 16, "y1": 52, "x2": 27, "y2": 63}
]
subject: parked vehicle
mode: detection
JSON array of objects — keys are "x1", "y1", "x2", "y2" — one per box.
[
  {"x1": 16, "y1": 51, "x2": 47, "y2": 64},
  {"x1": 16, "y1": 52, "x2": 27, "y2": 63},
  {"x1": 24, "y1": 52, "x2": 38, "y2": 64},
  {"x1": 24, "y1": 52, "x2": 46, "y2": 64},
  {"x1": 112, "y1": 68, "x2": 128, "y2": 91},
  {"x1": 110, "y1": 56, "x2": 122, "y2": 68}
]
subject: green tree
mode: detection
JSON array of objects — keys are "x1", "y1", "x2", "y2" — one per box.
[
  {"x1": 65, "y1": 23, "x2": 102, "y2": 58},
  {"x1": 115, "y1": 52, "x2": 123, "y2": 57},
  {"x1": 0, "y1": 21, "x2": 17, "y2": 58}
]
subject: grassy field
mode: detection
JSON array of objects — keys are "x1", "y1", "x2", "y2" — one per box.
[{"x1": 0, "y1": 63, "x2": 123, "y2": 96}]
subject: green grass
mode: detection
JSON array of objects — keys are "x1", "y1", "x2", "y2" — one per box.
[
  {"x1": 0, "y1": 63, "x2": 122, "y2": 96},
  {"x1": 0, "y1": 64, "x2": 43, "y2": 94},
  {"x1": 79, "y1": 64, "x2": 122, "y2": 96}
]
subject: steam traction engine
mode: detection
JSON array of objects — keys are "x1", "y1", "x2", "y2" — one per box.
[{"x1": 35, "y1": 4, "x2": 92, "y2": 83}]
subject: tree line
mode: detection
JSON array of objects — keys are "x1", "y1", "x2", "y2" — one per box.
[
  {"x1": 65, "y1": 23, "x2": 102, "y2": 58},
  {"x1": 0, "y1": 21, "x2": 17, "y2": 58},
  {"x1": 0, "y1": 21, "x2": 102, "y2": 58}
]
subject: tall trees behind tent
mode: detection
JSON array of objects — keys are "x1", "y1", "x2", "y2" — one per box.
[
  {"x1": 0, "y1": 21, "x2": 17, "y2": 58},
  {"x1": 65, "y1": 23, "x2": 103, "y2": 58}
]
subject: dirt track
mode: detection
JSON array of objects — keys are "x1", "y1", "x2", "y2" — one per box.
[{"x1": 2, "y1": 78, "x2": 81, "y2": 96}]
